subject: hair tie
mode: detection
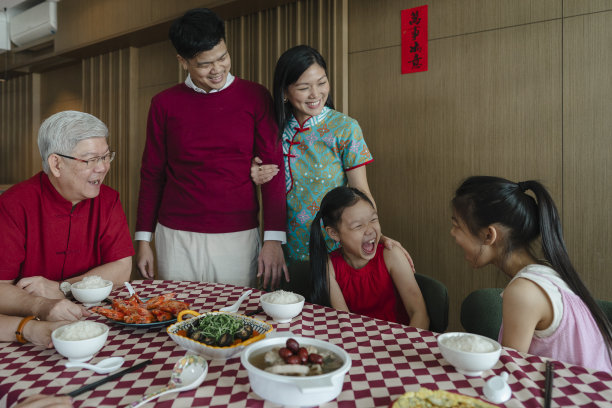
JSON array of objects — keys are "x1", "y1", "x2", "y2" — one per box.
[{"x1": 517, "y1": 181, "x2": 528, "y2": 192}]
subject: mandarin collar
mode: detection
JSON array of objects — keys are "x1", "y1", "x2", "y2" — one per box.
[
  {"x1": 288, "y1": 106, "x2": 331, "y2": 129},
  {"x1": 40, "y1": 172, "x2": 88, "y2": 214}
]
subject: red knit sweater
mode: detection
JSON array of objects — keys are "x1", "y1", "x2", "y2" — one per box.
[{"x1": 136, "y1": 78, "x2": 286, "y2": 234}]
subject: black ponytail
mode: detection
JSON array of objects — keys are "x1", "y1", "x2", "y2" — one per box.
[
  {"x1": 453, "y1": 176, "x2": 612, "y2": 358},
  {"x1": 524, "y1": 181, "x2": 612, "y2": 356},
  {"x1": 309, "y1": 212, "x2": 331, "y2": 306},
  {"x1": 309, "y1": 186, "x2": 374, "y2": 306}
]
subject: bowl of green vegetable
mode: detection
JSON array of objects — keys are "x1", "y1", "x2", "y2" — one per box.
[{"x1": 167, "y1": 310, "x2": 273, "y2": 360}]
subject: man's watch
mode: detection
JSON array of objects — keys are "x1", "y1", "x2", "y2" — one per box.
[{"x1": 59, "y1": 281, "x2": 72, "y2": 297}]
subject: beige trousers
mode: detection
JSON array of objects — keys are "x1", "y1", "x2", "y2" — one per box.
[{"x1": 155, "y1": 223, "x2": 260, "y2": 287}]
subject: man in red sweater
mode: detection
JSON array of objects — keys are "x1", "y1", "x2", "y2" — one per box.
[
  {"x1": 135, "y1": 8, "x2": 288, "y2": 289},
  {"x1": 0, "y1": 111, "x2": 134, "y2": 321}
]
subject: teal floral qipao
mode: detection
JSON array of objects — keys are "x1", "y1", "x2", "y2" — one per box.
[{"x1": 283, "y1": 106, "x2": 373, "y2": 262}]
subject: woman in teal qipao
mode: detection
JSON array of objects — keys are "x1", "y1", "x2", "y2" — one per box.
[{"x1": 283, "y1": 106, "x2": 373, "y2": 262}]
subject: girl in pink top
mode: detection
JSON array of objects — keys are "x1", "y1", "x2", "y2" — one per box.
[
  {"x1": 451, "y1": 176, "x2": 612, "y2": 372},
  {"x1": 309, "y1": 186, "x2": 429, "y2": 330}
]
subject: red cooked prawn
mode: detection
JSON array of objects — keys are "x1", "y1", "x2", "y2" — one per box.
[
  {"x1": 124, "y1": 312, "x2": 154, "y2": 324},
  {"x1": 145, "y1": 293, "x2": 176, "y2": 309},
  {"x1": 151, "y1": 309, "x2": 173, "y2": 321},
  {"x1": 157, "y1": 300, "x2": 189, "y2": 315},
  {"x1": 90, "y1": 306, "x2": 125, "y2": 321}
]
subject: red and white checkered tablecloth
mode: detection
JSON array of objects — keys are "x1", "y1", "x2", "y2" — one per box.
[{"x1": 1, "y1": 280, "x2": 611, "y2": 407}]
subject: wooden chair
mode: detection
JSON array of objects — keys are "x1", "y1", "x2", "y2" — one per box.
[{"x1": 415, "y1": 273, "x2": 449, "y2": 333}]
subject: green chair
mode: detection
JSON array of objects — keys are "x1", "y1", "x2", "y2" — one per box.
[
  {"x1": 596, "y1": 299, "x2": 612, "y2": 324},
  {"x1": 414, "y1": 273, "x2": 449, "y2": 333},
  {"x1": 460, "y1": 288, "x2": 503, "y2": 341}
]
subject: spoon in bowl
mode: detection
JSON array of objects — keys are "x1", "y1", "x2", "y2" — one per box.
[
  {"x1": 65, "y1": 356, "x2": 125, "y2": 374},
  {"x1": 127, "y1": 355, "x2": 208, "y2": 408},
  {"x1": 219, "y1": 289, "x2": 252, "y2": 313}
]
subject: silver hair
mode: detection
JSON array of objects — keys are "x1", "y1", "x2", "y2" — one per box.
[{"x1": 38, "y1": 111, "x2": 109, "y2": 173}]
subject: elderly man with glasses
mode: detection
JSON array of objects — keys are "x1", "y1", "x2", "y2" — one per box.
[{"x1": 0, "y1": 111, "x2": 134, "y2": 322}]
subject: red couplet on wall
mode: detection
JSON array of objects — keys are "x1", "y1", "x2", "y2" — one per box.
[{"x1": 401, "y1": 5, "x2": 428, "y2": 74}]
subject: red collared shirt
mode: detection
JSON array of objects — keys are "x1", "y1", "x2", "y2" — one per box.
[{"x1": 0, "y1": 172, "x2": 134, "y2": 281}]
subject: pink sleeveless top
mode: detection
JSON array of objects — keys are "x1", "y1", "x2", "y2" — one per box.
[
  {"x1": 330, "y1": 244, "x2": 410, "y2": 325},
  {"x1": 499, "y1": 273, "x2": 612, "y2": 373}
]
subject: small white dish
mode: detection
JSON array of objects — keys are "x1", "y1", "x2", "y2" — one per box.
[
  {"x1": 483, "y1": 372, "x2": 511, "y2": 403},
  {"x1": 52, "y1": 322, "x2": 109, "y2": 362},
  {"x1": 260, "y1": 292, "x2": 305, "y2": 323},
  {"x1": 437, "y1": 332, "x2": 501, "y2": 376},
  {"x1": 71, "y1": 280, "x2": 113, "y2": 307}
]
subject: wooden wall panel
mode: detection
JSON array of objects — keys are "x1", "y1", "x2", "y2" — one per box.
[
  {"x1": 563, "y1": 0, "x2": 612, "y2": 16},
  {"x1": 0, "y1": 76, "x2": 32, "y2": 184},
  {"x1": 82, "y1": 49, "x2": 134, "y2": 234},
  {"x1": 348, "y1": 0, "x2": 561, "y2": 53},
  {"x1": 349, "y1": 20, "x2": 562, "y2": 331},
  {"x1": 563, "y1": 10, "x2": 612, "y2": 301},
  {"x1": 40, "y1": 63, "x2": 82, "y2": 125},
  {"x1": 226, "y1": 0, "x2": 347, "y2": 111}
]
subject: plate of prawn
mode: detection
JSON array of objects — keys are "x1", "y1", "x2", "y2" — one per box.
[{"x1": 90, "y1": 292, "x2": 189, "y2": 328}]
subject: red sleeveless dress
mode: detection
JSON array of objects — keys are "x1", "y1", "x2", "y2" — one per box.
[{"x1": 330, "y1": 243, "x2": 410, "y2": 325}]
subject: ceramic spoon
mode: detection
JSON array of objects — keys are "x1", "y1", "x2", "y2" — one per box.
[
  {"x1": 65, "y1": 356, "x2": 125, "y2": 374},
  {"x1": 124, "y1": 282, "x2": 136, "y2": 296},
  {"x1": 127, "y1": 355, "x2": 208, "y2": 408},
  {"x1": 219, "y1": 289, "x2": 253, "y2": 313}
]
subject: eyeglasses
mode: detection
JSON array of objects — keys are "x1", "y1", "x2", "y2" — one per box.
[{"x1": 55, "y1": 151, "x2": 116, "y2": 169}]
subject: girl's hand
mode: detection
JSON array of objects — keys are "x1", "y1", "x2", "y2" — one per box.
[
  {"x1": 380, "y1": 235, "x2": 414, "y2": 271},
  {"x1": 251, "y1": 157, "x2": 279, "y2": 185}
]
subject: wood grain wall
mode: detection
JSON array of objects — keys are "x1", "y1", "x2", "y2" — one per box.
[{"x1": 349, "y1": 0, "x2": 612, "y2": 331}]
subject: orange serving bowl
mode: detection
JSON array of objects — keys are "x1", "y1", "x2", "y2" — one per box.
[{"x1": 167, "y1": 310, "x2": 273, "y2": 360}]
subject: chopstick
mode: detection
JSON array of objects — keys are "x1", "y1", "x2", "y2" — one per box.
[
  {"x1": 246, "y1": 307, "x2": 263, "y2": 316},
  {"x1": 544, "y1": 360, "x2": 554, "y2": 408},
  {"x1": 67, "y1": 359, "x2": 152, "y2": 398}
]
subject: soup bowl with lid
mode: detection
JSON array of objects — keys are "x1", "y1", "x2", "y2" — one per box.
[
  {"x1": 437, "y1": 332, "x2": 502, "y2": 376},
  {"x1": 241, "y1": 334, "x2": 351, "y2": 406}
]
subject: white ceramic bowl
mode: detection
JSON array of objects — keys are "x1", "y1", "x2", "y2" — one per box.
[
  {"x1": 52, "y1": 322, "x2": 109, "y2": 362},
  {"x1": 241, "y1": 335, "x2": 351, "y2": 406},
  {"x1": 71, "y1": 279, "x2": 113, "y2": 307},
  {"x1": 260, "y1": 292, "x2": 305, "y2": 323},
  {"x1": 167, "y1": 311, "x2": 273, "y2": 360},
  {"x1": 437, "y1": 332, "x2": 502, "y2": 376}
]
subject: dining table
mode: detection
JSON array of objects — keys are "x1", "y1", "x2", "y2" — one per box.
[{"x1": 1, "y1": 279, "x2": 611, "y2": 407}]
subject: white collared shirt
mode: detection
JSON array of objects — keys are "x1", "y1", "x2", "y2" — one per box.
[{"x1": 184, "y1": 73, "x2": 235, "y2": 93}]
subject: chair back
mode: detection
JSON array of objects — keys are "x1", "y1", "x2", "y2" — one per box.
[
  {"x1": 460, "y1": 288, "x2": 503, "y2": 340},
  {"x1": 596, "y1": 299, "x2": 612, "y2": 324},
  {"x1": 414, "y1": 273, "x2": 449, "y2": 333}
]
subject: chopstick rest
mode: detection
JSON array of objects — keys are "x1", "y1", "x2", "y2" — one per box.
[
  {"x1": 67, "y1": 359, "x2": 152, "y2": 398},
  {"x1": 544, "y1": 360, "x2": 554, "y2": 408}
]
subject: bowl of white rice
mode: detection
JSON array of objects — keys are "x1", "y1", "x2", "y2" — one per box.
[
  {"x1": 260, "y1": 290, "x2": 305, "y2": 323},
  {"x1": 437, "y1": 332, "x2": 501, "y2": 376},
  {"x1": 52, "y1": 321, "x2": 109, "y2": 362},
  {"x1": 70, "y1": 276, "x2": 113, "y2": 306}
]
